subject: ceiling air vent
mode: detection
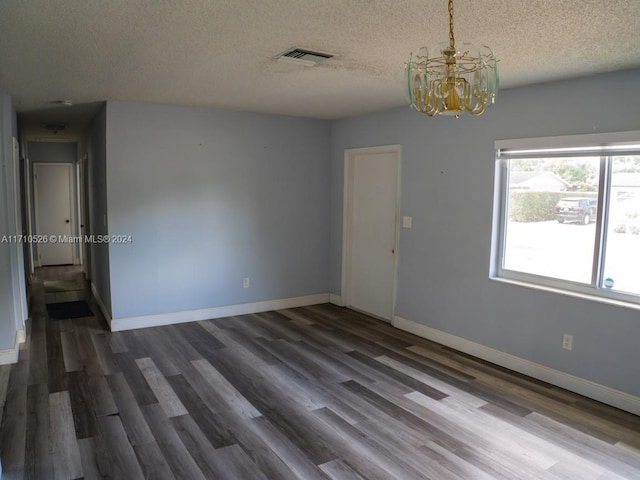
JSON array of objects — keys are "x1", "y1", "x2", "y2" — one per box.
[{"x1": 275, "y1": 47, "x2": 334, "y2": 67}]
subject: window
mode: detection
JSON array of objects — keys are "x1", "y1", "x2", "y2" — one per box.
[{"x1": 492, "y1": 132, "x2": 640, "y2": 306}]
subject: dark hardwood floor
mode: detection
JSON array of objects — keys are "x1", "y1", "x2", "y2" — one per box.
[{"x1": 1, "y1": 267, "x2": 639, "y2": 479}]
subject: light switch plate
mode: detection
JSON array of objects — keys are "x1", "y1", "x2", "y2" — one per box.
[{"x1": 403, "y1": 216, "x2": 413, "y2": 228}]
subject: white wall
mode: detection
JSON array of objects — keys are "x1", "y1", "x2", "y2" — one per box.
[
  {"x1": 0, "y1": 92, "x2": 26, "y2": 357},
  {"x1": 330, "y1": 68, "x2": 640, "y2": 399}
]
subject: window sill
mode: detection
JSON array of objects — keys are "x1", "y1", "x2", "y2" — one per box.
[{"x1": 489, "y1": 276, "x2": 640, "y2": 312}]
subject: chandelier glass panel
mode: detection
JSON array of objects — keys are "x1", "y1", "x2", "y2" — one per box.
[{"x1": 407, "y1": 0, "x2": 499, "y2": 117}]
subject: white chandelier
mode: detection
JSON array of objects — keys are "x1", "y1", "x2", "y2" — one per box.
[{"x1": 407, "y1": 0, "x2": 499, "y2": 117}]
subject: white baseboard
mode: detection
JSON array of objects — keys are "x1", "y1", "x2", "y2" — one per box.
[
  {"x1": 91, "y1": 282, "x2": 112, "y2": 328},
  {"x1": 393, "y1": 315, "x2": 640, "y2": 416},
  {"x1": 16, "y1": 328, "x2": 26, "y2": 345},
  {"x1": 110, "y1": 293, "x2": 330, "y2": 332},
  {"x1": 329, "y1": 293, "x2": 344, "y2": 306},
  {"x1": 0, "y1": 346, "x2": 18, "y2": 365},
  {"x1": 0, "y1": 329, "x2": 24, "y2": 365}
]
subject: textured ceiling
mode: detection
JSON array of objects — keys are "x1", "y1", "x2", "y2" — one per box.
[{"x1": 1, "y1": 0, "x2": 640, "y2": 135}]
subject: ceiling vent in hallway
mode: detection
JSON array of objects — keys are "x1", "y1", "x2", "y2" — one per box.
[{"x1": 275, "y1": 47, "x2": 335, "y2": 66}]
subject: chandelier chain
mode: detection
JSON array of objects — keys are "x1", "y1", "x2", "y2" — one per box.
[{"x1": 448, "y1": 0, "x2": 455, "y2": 48}]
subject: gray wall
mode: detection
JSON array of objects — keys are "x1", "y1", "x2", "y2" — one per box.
[
  {"x1": 105, "y1": 101, "x2": 331, "y2": 320},
  {"x1": 28, "y1": 141, "x2": 77, "y2": 164},
  {"x1": 330, "y1": 68, "x2": 640, "y2": 397},
  {"x1": 85, "y1": 104, "x2": 111, "y2": 314},
  {"x1": 0, "y1": 93, "x2": 20, "y2": 350}
]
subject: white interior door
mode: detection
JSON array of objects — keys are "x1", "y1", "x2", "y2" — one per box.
[
  {"x1": 343, "y1": 145, "x2": 400, "y2": 321},
  {"x1": 34, "y1": 163, "x2": 74, "y2": 266}
]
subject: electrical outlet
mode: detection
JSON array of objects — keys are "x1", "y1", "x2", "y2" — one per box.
[
  {"x1": 243, "y1": 277, "x2": 250, "y2": 289},
  {"x1": 562, "y1": 334, "x2": 573, "y2": 351}
]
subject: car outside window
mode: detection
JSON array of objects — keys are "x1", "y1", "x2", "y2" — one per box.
[{"x1": 493, "y1": 133, "x2": 640, "y2": 305}]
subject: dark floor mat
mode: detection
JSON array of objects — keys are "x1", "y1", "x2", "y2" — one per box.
[{"x1": 46, "y1": 300, "x2": 94, "y2": 321}]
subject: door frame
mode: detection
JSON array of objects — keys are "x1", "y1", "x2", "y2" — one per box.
[
  {"x1": 76, "y1": 157, "x2": 85, "y2": 266},
  {"x1": 32, "y1": 162, "x2": 76, "y2": 267},
  {"x1": 24, "y1": 156, "x2": 35, "y2": 274},
  {"x1": 10, "y1": 137, "x2": 28, "y2": 330},
  {"x1": 341, "y1": 144, "x2": 401, "y2": 320}
]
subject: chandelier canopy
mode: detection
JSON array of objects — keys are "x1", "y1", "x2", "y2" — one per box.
[{"x1": 407, "y1": 0, "x2": 499, "y2": 117}]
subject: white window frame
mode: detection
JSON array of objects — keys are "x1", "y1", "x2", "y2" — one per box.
[{"x1": 491, "y1": 130, "x2": 640, "y2": 309}]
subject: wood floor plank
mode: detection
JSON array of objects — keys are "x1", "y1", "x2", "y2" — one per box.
[
  {"x1": 141, "y1": 404, "x2": 207, "y2": 480},
  {"x1": 190, "y1": 358, "x2": 260, "y2": 419},
  {"x1": 87, "y1": 373, "x2": 118, "y2": 418},
  {"x1": 132, "y1": 441, "x2": 176, "y2": 480},
  {"x1": 247, "y1": 311, "x2": 305, "y2": 342},
  {"x1": 0, "y1": 365, "x2": 11, "y2": 426},
  {"x1": 347, "y1": 350, "x2": 449, "y2": 400},
  {"x1": 256, "y1": 337, "x2": 351, "y2": 383},
  {"x1": 207, "y1": 444, "x2": 271, "y2": 480},
  {"x1": 277, "y1": 308, "x2": 317, "y2": 326},
  {"x1": 66, "y1": 370, "x2": 100, "y2": 440},
  {"x1": 170, "y1": 413, "x2": 231, "y2": 479},
  {"x1": 353, "y1": 415, "x2": 470, "y2": 480},
  {"x1": 211, "y1": 327, "x2": 282, "y2": 366},
  {"x1": 136, "y1": 357, "x2": 187, "y2": 418},
  {"x1": 114, "y1": 351, "x2": 159, "y2": 407},
  {"x1": 45, "y1": 321, "x2": 67, "y2": 393},
  {"x1": 24, "y1": 383, "x2": 53, "y2": 480},
  {"x1": 27, "y1": 315, "x2": 48, "y2": 386},
  {"x1": 73, "y1": 325, "x2": 104, "y2": 377},
  {"x1": 97, "y1": 415, "x2": 145, "y2": 480},
  {"x1": 135, "y1": 329, "x2": 181, "y2": 377},
  {"x1": 108, "y1": 331, "x2": 129, "y2": 354},
  {"x1": 49, "y1": 390, "x2": 83, "y2": 480},
  {"x1": 547, "y1": 460, "x2": 610, "y2": 480},
  {"x1": 375, "y1": 354, "x2": 487, "y2": 407},
  {"x1": 373, "y1": 340, "x2": 477, "y2": 383},
  {"x1": 60, "y1": 330, "x2": 83, "y2": 373},
  {"x1": 170, "y1": 321, "x2": 226, "y2": 349},
  {"x1": 418, "y1": 441, "x2": 500, "y2": 480},
  {"x1": 288, "y1": 339, "x2": 376, "y2": 385},
  {"x1": 312, "y1": 407, "x2": 416, "y2": 480},
  {"x1": 78, "y1": 437, "x2": 107, "y2": 480},
  {"x1": 223, "y1": 314, "x2": 281, "y2": 341},
  {"x1": 142, "y1": 326, "x2": 199, "y2": 375},
  {"x1": 166, "y1": 374, "x2": 237, "y2": 448},
  {"x1": 105, "y1": 372, "x2": 155, "y2": 446},
  {"x1": 120, "y1": 330, "x2": 151, "y2": 360},
  {"x1": 268, "y1": 362, "x2": 368, "y2": 424},
  {"x1": 91, "y1": 333, "x2": 120, "y2": 376},
  {"x1": 248, "y1": 415, "x2": 331, "y2": 480},
  {"x1": 319, "y1": 459, "x2": 366, "y2": 480}
]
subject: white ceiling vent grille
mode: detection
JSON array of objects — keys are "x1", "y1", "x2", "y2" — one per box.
[{"x1": 275, "y1": 47, "x2": 335, "y2": 67}]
